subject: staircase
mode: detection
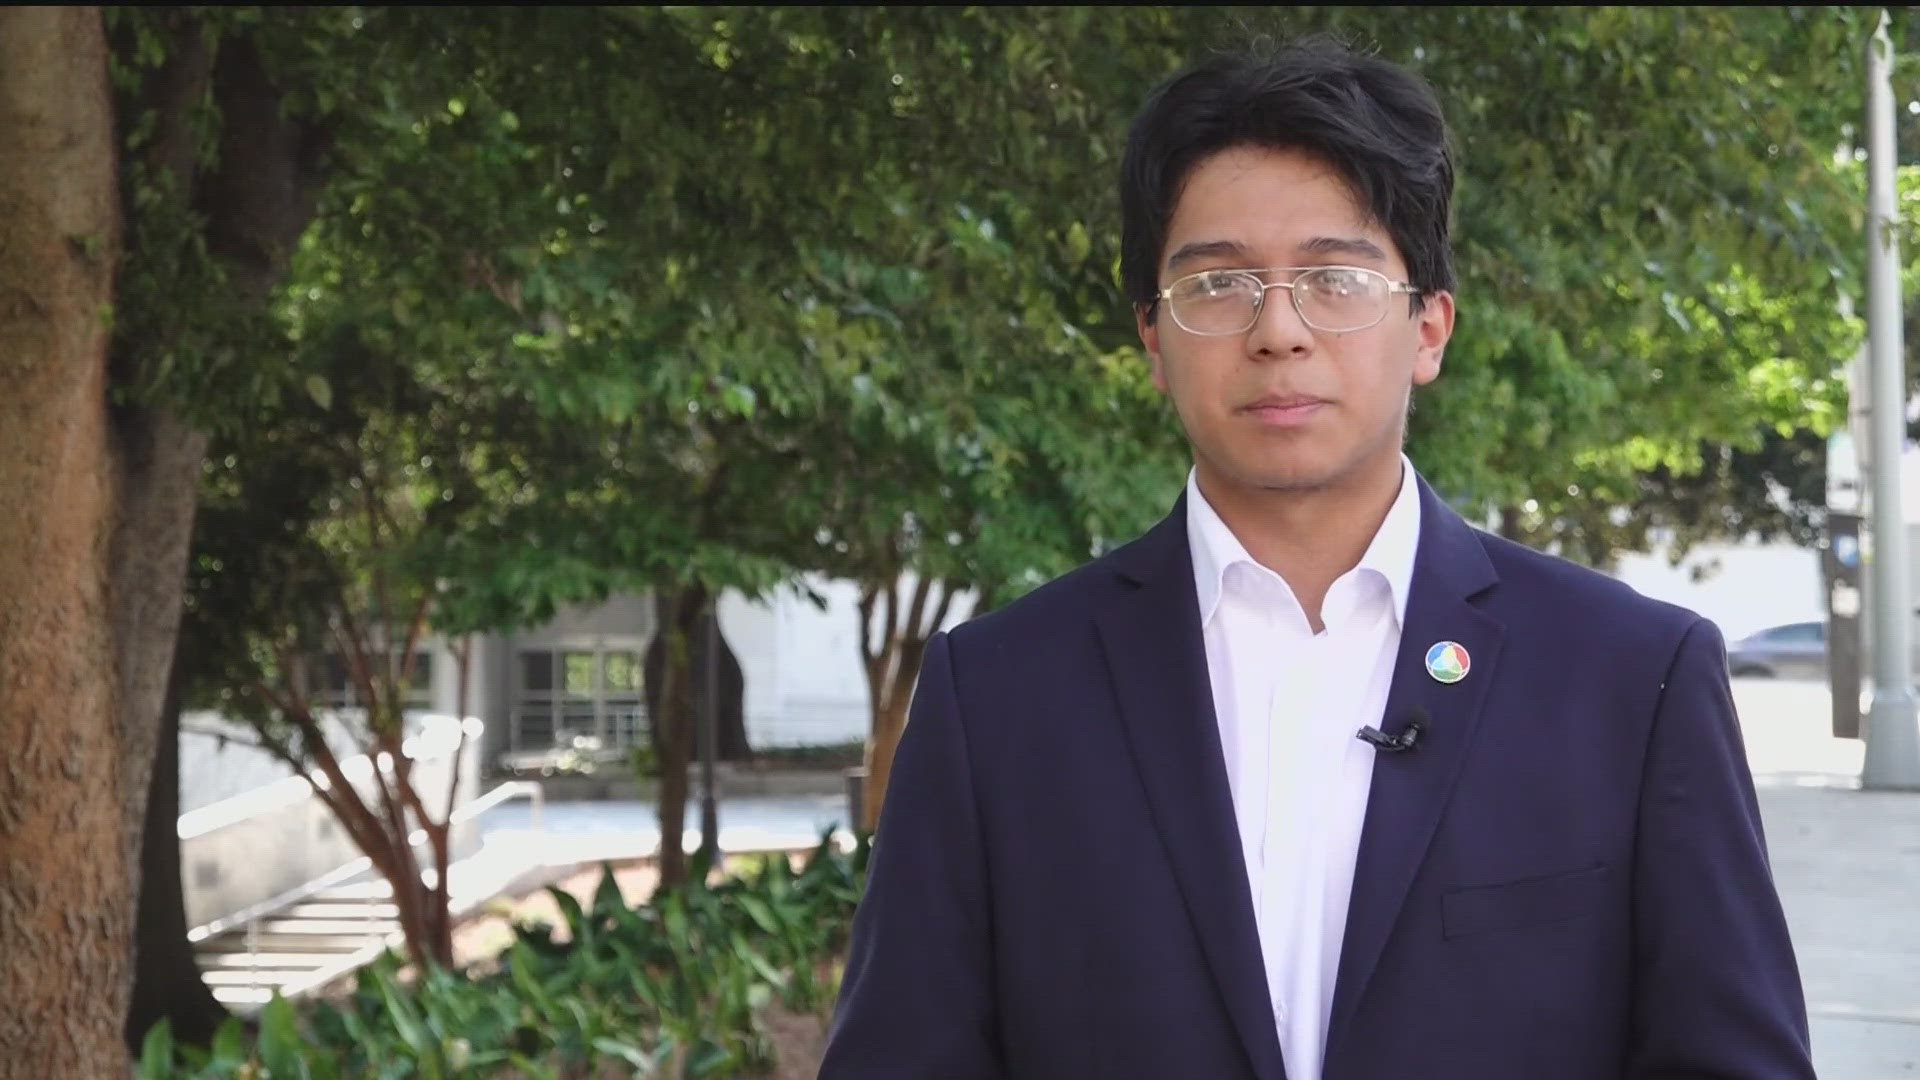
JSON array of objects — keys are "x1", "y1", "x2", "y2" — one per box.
[
  {"x1": 188, "y1": 780, "x2": 545, "y2": 1011},
  {"x1": 193, "y1": 871, "x2": 404, "y2": 1008}
]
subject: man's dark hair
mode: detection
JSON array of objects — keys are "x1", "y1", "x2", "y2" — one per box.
[{"x1": 1120, "y1": 40, "x2": 1455, "y2": 319}]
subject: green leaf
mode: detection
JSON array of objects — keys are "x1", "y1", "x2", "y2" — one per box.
[
  {"x1": 210, "y1": 1015, "x2": 247, "y2": 1065},
  {"x1": 736, "y1": 894, "x2": 781, "y2": 937},
  {"x1": 377, "y1": 967, "x2": 437, "y2": 1066},
  {"x1": 305, "y1": 373, "x2": 332, "y2": 410},
  {"x1": 591, "y1": 1037, "x2": 666, "y2": 1073},
  {"x1": 548, "y1": 884, "x2": 592, "y2": 947},
  {"x1": 590, "y1": 862, "x2": 626, "y2": 923},
  {"x1": 258, "y1": 994, "x2": 311, "y2": 1079},
  {"x1": 135, "y1": 1019, "x2": 175, "y2": 1079}
]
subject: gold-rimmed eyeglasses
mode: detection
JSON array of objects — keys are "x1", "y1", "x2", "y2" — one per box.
[{"x1": 1157, "y1": 265, "x2": 1421, "y2": 335}]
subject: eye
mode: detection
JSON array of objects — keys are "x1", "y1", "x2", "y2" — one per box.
[
  {"x1": 1305, "y1": 267, "x2": 1371, "y2": 296},
  {"x1": 1195, "y1": 270, "x2": 1248, "y2": 295}
]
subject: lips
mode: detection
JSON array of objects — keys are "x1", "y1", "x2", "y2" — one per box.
[
  {"x1": 1239, "y1": 393, "x2": 1329, "y2": 427},
  {"x1": 1243, "y1": 393, "x2": 1327, "y2": 410}
]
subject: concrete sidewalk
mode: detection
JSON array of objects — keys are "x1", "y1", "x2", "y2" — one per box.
[
  {"x1": 1757, "y1": 783, "x2": 1920, "y2": 1077},
  {"x1": 1735, "y1": 677, "x2": 1920, "y2": 1077}
]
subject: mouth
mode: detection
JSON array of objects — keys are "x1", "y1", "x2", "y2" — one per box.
[{"x1": 1239, "y1": 394, "x2": 1329, "y2": 427}]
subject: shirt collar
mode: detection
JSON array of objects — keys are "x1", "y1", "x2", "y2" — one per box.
[{"x1": 1186, "y1": 455, "x2": 1423, "y2": 628}]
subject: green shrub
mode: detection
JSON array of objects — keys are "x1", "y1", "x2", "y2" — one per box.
[{"x1": 137, "y1": 830, "x2": 871, "y2": 1078}]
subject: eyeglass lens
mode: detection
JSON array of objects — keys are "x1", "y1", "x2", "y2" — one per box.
[{"x1": 1167, "y1": 267, "x2": 1391, "y2": 334}]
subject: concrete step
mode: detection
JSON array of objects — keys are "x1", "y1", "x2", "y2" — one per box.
[
  {"x1": 201, "y1": 968, "x2": 324, "y2": 987},
  {"x1": 255, "y1": 918, "x2": 401, "y2": 937},
  {"x1": 321, "y1": 882, "x2": 396, "y2": 900},
  {"x1": 210, "y1": 987, "x2": 280, "y2": 1007},
  {"x1": 280, "y1": 895, "x2": 397, "y2": 910},
  {"x1": 199, "y1": 951, "x2": 361, "y2": 970},
  {"x1": 200, "y1": 932, "x2": 385, "y2": 953}
]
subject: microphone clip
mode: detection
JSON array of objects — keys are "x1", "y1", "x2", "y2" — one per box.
[{"x1": 1357, "y1": 709, "x2": 1428, "y2": 753}]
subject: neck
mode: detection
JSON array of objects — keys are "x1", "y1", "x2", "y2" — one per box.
[{"x1": 1195, "y1": 452, "x2": 1405, "y2": 631}]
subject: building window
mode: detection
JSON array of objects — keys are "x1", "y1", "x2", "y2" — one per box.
[
  {"x1": 511, "y1": 647, "x2": 645, "y2": 753},
  {"x1": 314, "y1": 652, "x2": 433, "y2": 711}
]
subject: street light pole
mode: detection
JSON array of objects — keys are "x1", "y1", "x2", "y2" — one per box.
[{"x1": 1863, "y1": 9, "x2": 1920, "y2": 790}]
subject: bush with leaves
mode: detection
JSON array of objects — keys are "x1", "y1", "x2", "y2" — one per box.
[{"x1": 137, "y1": 831, "x2": 869, "y2": 1079}]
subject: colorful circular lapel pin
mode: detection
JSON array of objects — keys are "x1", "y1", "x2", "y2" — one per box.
[{"x1": 1425, "y1": 641, "x2": 1470, "y2": 684}]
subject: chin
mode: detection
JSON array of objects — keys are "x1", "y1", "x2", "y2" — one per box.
[{"x1": 1234, "y1": 456, "x2": 1343, "y2": 494}]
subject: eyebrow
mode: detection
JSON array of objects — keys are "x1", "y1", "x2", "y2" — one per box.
[
  {"x1": 1164, "y1": 239, "x2": 1252, "y2": 272},
  {"x1": 1297, "y1": 235, "x2": 1389, "y2": 263},
  {"x1": 1164, "y1": 235, "x2": 1390, "y2": 273}
]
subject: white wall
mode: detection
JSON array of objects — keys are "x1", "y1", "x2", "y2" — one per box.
[
  {"x1": 180, "y1": 578, "x2": 973, "y2": 812},
  {"x1": 178, "y1": 718, "x2": 481, "y2": 931},
  {"x1": 180, "y1": 636, "x2": 492, "y2": 815},
  {"x1": 721, "y1": 575, "x2": 976, "y2": 749},
  {"x1": 1611, "y1": 537, "x2": 1824, "y2": 643}
]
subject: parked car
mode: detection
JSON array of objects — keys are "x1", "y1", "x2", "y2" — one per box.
[{"x1": 1727, "y1": 621, "x2": 1828, "y2": 680}]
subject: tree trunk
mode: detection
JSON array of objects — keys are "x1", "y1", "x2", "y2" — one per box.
[
  {"x1": 125, "y1": 662, "x2": 227, "y2": 1051},
  {"x1": 111, "y1": 12, "x2": 330, "y2": 1044},
  {"x1": 714, "y1": 623, "x2": 751, "y2": 762},
  {"x1": 856, "y1": 578, "x2": 950, "y2": 834},
  {"x1": 108, "y1": 20, "x2": 322, "y2": 870},
  {"x1": 860, "y1": 679, "x2": 914, "y2": 835},
  {"x1": 652, "y1": 586, "x2": 704, "y2": 891},
  {"x1": 0, "y1": 8, "x2": 132, "y2": 1076},
  {"x1": 1497, "y1": 504, "x2": 1526, "y2": 542},
  {"x1": 648, "y1": 603, "x2": 751, "y2": 763},
  {"x1": 109, "y1": 408, "x2": 208, "y2": 889}
]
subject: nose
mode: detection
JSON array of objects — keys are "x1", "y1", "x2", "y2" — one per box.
[{"x1": 1244, "y1": 283, "x2": 1314, "y2": 360}]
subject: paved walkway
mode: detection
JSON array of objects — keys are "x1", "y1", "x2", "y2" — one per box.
[
  {"x1": 1734, "y1": 677, "x2": 1920, "y2": 1077},
  {"x1": 477, "y1": 791, "x2": 852, "y2": 865}
]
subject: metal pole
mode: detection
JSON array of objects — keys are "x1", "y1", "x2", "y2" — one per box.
[
  {"x1": 699, "y1": 601, "x2": 721, "y2": 854},
  {"x1": 1863, "y1": 10, "x2": 1920, "y2": 790}
]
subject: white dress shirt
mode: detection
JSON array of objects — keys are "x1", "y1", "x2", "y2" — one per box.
[{"x1": 1185, "y1": 457, "x2": 1421, "y2": 1080}]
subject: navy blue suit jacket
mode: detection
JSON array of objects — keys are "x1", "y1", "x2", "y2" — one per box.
[{"x1": 821, "y1": 479, "x2": 1812, "y2": 1079}]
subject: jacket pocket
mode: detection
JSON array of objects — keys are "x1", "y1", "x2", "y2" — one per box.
[{"x1": 1442, "y1": 862, "x2": 1609, "y2": 940}]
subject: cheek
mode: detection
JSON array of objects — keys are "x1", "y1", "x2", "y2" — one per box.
[{"x1": 1154, "y1": 350, "x2": 1223, "y2": 417}]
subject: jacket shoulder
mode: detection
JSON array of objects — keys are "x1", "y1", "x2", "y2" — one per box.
[
  {"x1": 1475, "y1": 528, "x2": 1711, "y2": 646},
  {"x1": 946, "y1": 554, "x2": 1124, "y2": 658}
]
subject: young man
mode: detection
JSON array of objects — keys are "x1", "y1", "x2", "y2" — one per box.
[{"x1": 820, "y1": 42, "x2": 1812, "y2": 1080}]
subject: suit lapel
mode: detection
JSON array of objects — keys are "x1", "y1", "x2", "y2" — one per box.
[
  {"x1": 1324, "y1": 479, "x2": 1505, "y2": 1066},
  {"x1": 1096, "y1": 500, "x2": 1288, "y2": 1080}
]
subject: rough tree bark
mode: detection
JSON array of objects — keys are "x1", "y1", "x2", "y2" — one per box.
[
  {"x1": 0, "y1": 8, "x2": 132, "y2": 1076},
  {"x1": 856, "y1": 576, "x2": 955, "y2": 834}
]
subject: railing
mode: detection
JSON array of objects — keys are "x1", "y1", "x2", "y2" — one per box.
[{"x1": 192, "y1": 779, "x2": 545, "y2": 1007}]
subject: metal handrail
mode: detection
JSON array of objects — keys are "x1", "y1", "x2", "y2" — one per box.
[{"x1": 187, "y1": 780, "x2": 543, "y2": 945}]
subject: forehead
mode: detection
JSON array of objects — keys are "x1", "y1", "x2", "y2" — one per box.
[{"x1": 1162, "y1": 145, "x2": 1394, "y2": 267}]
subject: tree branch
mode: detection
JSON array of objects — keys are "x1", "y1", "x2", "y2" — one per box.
[
  {"x1": 352, "y1": 453, "x2": 397, "y2": 705},
  {"x1": 882, "y1": 578, "x2": 900, "y2": 677},
  {"x1": 925, "y1": 579, "x2": 957, "y2": 640},
  {"x1": 856, "y1": 583, "x2": 879, "y2": 667},
  {"x1": 330, "y1": 598, "x2": 384, "y2": 744},
  {"x1": 178, "y1": 724, "x2": 274, "y2": 755},
  {"x1": 903, "y1": 575, "x2": 932, "y2": 647},
  {"x1": 394, "y1": 589, "x2": 434, "y2": 700}
]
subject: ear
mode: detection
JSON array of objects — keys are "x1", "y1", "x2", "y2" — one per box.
[
  {"x1": 1410, "y1": 290, "x2": 1454, "y2": 387},
  {"x1": 1137, "y1": 304, "x2": 1169, "y2": 394}
]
